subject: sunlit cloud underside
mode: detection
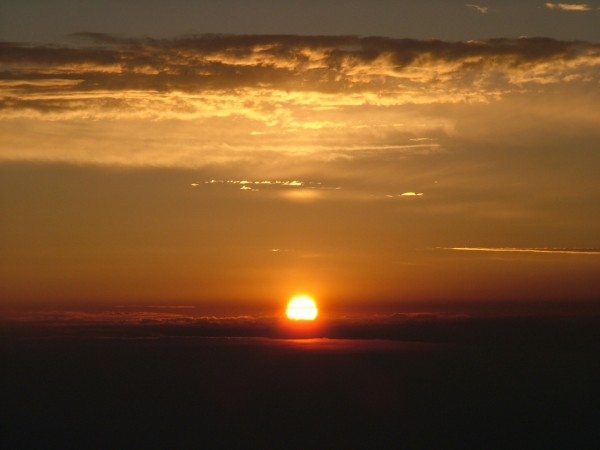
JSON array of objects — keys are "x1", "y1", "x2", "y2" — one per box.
[{"x1": 1, "y1": 34, "x2": 599, "y2": 167}]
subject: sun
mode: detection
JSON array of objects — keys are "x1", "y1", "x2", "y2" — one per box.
[{"x1": 286, "y1": 295, "x2": 318, "y2": 321}]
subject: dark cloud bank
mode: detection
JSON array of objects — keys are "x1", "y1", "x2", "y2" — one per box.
[{"x1": 2, "y1": 309, "x2": 600, "y2": 448}]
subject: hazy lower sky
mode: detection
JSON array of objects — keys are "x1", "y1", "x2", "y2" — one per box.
[{"x1": 1, "y1": 1, "x2": 599, "y2": 309}]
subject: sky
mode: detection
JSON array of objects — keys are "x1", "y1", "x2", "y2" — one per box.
[{"x1": 1, "y1": 1, "x2": 600, "y2": 312}]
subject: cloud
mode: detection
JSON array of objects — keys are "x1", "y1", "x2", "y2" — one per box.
[
  {"x1": 197, "y1": 179, "x2": 340, "y2": 197},
  {"x1": 203, "y1": 179, "x2": 310, "y2": 188},
  {"x1": 1, "y1": 35, "x2": 599, "y2": 123},
  {"x1": 386, "y1": 192, "x2": 424, "y2": 198},
  {"x1": 442, "y1": 247, "x2": 600, "y2": 255},
  {"x1": 545, "y1": 2, "x2": 592, "y2": 11},
  {"x1": 466, "y1": 4, "x2": 489, "y2": 14},
  {"x1": 0, "y1": 308, "x2": 261, "y2": 325},
  {"x1": 1, "y1": 34, "x2": 599, "y2": 168}
]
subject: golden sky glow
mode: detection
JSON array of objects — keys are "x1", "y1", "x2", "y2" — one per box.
[{"x1": 1, "y1": 31, "x2": 600, "y2": 309}]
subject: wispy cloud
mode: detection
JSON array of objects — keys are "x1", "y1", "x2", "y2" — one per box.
[
  {"x1": 200, "y1": 179, "x2": 329, "y2": 190},
  {"x1": 545, "y1": 2, "x2": 592, "y2": 11},
  {"x1": 386, "y1": 192, "x2": 424, "y2": 198},
  {"x1": 442, "y1": 247, "x2": 600, "y2": 255},
  {"x1": 204, "y1": 179, "x2": 306, "y2": 187},
  {"x1": 466, "y1": 4, "x2": 489, "y2": 14},
  {"x1": 194, "y1": 179, "x2": 342, "y2": 199}
]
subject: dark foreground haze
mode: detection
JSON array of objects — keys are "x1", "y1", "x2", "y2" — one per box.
[{"x1": 2, "y1": 303, "x2": 599, "y2": 449}]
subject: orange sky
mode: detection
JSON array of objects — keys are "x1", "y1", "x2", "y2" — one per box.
[{"x1": 1, "y1": 33, "x2": 600, "y2": 311}]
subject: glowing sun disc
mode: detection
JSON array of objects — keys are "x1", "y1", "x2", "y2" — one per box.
[{"x1": 286, "y1": 295, "x2": 318, "y2": 321}]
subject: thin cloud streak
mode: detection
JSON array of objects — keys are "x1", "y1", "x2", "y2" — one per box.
[
  {"x1": 442, "y1": 247, "x2": 600, "y2": 255},
  {"x1": 545, "y1": 2, "x2": 592, "y2": 11},
  {"x1": 1, "y1": 34, "x2": 599, "y2": 168},
  {"x1": 466, "y1": 4, "x2": 489, "y2": 14}
]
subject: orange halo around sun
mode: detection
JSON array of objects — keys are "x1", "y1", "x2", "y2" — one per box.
[{"x1": 286, "y1": 295, "x2": 318, "y2": 321}]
